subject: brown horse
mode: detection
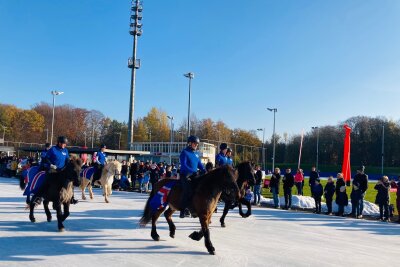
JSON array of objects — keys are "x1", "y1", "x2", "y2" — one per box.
[
  {"x1": 219, "y1": 161, "x2": 256, "y2": 227},
  {"x1": 139, "y1": 165, "x2": 240, "y2": 255}
]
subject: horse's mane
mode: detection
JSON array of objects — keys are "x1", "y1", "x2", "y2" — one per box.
[{"x1": 194, "y1": 165, "x2": 236, "y2": 193}]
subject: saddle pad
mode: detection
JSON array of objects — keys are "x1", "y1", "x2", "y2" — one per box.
[
  {"x1": 149, "y1": 180, "x2": 177, "y2": 213},
  {"x1": 23, "y1": 168, "x2": 46, "y2": 196},
  {"x1": 81, "y1": 167, "x2": 95, "y2": 180}
]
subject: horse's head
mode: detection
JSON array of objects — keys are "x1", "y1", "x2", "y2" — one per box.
[
  {"x1": 110, "y1": 160, "x2": 122, "y2": 178},
  {"x1": 220, "y1": 165, "x2": 241, "y2": 202},
  {"x1": 236, "y1": 161, "x2": 256, "y2": 188},
  {"x1": 65, "y1": 158, "x2": 82, "y2": 187}
]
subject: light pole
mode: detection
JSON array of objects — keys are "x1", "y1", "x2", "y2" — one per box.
[
  {"x1": 267, "y1": 108, "x2": 277, "y2": 171},
  {"x1": 50, "y1": 90, "x2": 64, "y2": 146},
  {"x1": 312, "y1": 126, "x2": 320, "y2": 171},
  {"x1": 167, "y1": 115, "x2": 174, "y2": 164},
  {"x1": 184, "y1": 72, "x2": 194, "y2": 137},
  {"x1": 0, "y1": 125, "x2": 6, "y2": 144},
  {"x1": 117, "y1": 132, "x2": 122, "y2": 150},
  {"x1": 127, "y1": 0, "x2": 143, "y2": 150},
  {"x1": 382, "y1": 125, "x2": 384, "y2": 175},
  {"x1": 84, "y1": 131, "x2": 87, "y2": 147},
  {"x1": 44, "y1": 128, "x2": 49, "y2": 143},
  {"x1": 257, "y1": 128, "x2": 266, "y2": 170}
]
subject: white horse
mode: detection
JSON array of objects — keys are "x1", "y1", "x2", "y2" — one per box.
[
  {"x1": 79, "y1": 166, "x2": 96, "y2": 200},
  {"x1": 99, "y1": 160, "x2": 122, "y2": 203}
]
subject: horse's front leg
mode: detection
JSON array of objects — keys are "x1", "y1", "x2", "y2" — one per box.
[
  {"x1": 103, "y1": 184, "x2": 109, "y2": 203},
  {"x1": 54, "y1": 202, "x2": 65, "y2": 231},
  {"x1": 164, "y1": 207, "x2": 176, "y2": 238},
  {"x1": 200, "y1": 214, "x2": 215, "y2": 255},
  {"x1": 29, "y1": 200, "x2": 36, "y2": 223},
  {"x1": 62, "y1": 203, "x2": 70, "y2": 222},
  {"x1": 81, "y1": 179, "x2": 87, "y2": 200},
  {"x1": 43, "y1": 200, "x2": 52, "y2": 222},
  {"x1": 88, "y1": 179, "x2": 94, "y2": 199},
  {"x1": 219, "y1": 202, "x2": 230, "y2": 228}
]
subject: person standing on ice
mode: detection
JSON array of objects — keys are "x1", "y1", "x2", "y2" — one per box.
[
  {"x1": 312, "y1": 178, "x2": 323, "y2": 214},
  {"x1": 270, "y1": 167, "x2": 281, "y2": 208},
  {"x1": 282, "y1": 168, "x2": 294, "y2": 210},
  {"x1": 253, "y1": 165, "x2": 263, "y2": 206},
  {"x1": 294, "y1": 168, "x2": 304, "y2": 195},
  {"x1": 335, "y1": 173, "x2": 348, "y2": 216},
  {"x1": 324, "y1": 176, "x2": 336, "y2": 215},
  {"x1": 179, "y1": 135, "x2": 206, "y2": 218},
  {"x1": 351, "y1": 165, "x2": 368, "y2": 219},
  {"x1": 309, "y1": 166, "x2": 319, "y2": 197}
]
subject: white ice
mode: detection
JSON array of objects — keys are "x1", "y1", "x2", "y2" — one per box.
[{"x1": 0, "y1": 177, "x2": 399, "y2": 267}]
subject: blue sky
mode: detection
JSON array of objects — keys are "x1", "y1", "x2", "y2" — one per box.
[{"x1": 1, "y1": 0, "x2": 400, "y2": 141}]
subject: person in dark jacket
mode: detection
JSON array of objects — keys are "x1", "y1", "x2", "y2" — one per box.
[
  {"x1": 130, "y1": 160, "x2": 139, "y2": 190},
  {"x1": 312, "y1": 178, "x2": 323, "y2": 214},
  {"x1": 270, "y1": 168, "x2": 281, "y2": 208},
  {"x1": 335, "y1": 173, "x2": 348, "y2": 216},
  {"x1": 253, "y1": 165, "x2": 263, "y2": 205},
  {"x1": 324, "y1": 176, "x2": 336, "y2": 215},
  {"x1": 309, "y1": 167, "x2": 319, "y2": 197},
  {"x1": 396, "y1": 176, "x2": 400, "y2": 223},
  {"x1": 374, "y1": 175, "x2": 390, "y2": 222},
  {"x1": 351, "y1": 165, "x2": 368, "y2": 218},
  {"x1": 149, "y1": 163, "x2": 160, "y2": 192},
  {"x1": 282, "y1": 168, "x2": 294, "y2": 209}
]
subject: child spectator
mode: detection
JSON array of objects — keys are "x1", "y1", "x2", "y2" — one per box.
[
  {"x1": 374, "y1": 175, "x2": 390, "y2": 222},
  {"x1": 294, "y1": 169, "x2": 304, "y2": 195},
  {"x1": 244, "y1": 188, "x2": 253, "y2": 203},
  {"x1": 335, "y1": 173, "x2": 348, "y2": 216},
  {"x1": 324, "y1": 176, "x2": 335, "y2": 215},
  {"x1": 312, "y1": 178, "x2": 323, "y2": 214},
  {"x1": 282, "y1": 168, "x2": 294, "y2": 210}
]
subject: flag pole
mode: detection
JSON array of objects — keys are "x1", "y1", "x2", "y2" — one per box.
[{"x1": 298, "y1": 129, "x2": 304, "y2": 170}]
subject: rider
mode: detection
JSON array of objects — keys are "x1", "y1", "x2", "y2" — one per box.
[
  {"x1": 226, "y1": 147, "x2": 233, "y2": 166},
  {"x1": 92, "y1": 144, "x2": 107, "y2": 185},
  {"x1": 33, "y1": 136, "x2": 70, "y2": 205},
  {"x1": 179, "y1": 135, "x2": 206, "y2": 218},
  {"x1": 39, "y1": 143, "x2": 51, "y2": 170},
  {"x1": 215, "y1": 143, "x2": 228, "y2": 167}
]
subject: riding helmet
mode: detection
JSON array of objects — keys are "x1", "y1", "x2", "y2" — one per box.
[
  {"x1": 100, "y1": 144, "x2": 107, "y2": 149},
  {"x1": 226, "y1": 147, "x2": 232, "y2": 153},
  {"x1": 45, "y1": 142, "x2": 51, "y2": 148},
  {"x1": 187, "y1": 135, "x2": 200, "y2": 144},
  {"x1": 57, "y1": 136, "x2": 68, "y2": 144},
  {"x1": 219, "y1": 143, "x2": 228, "y2": 150}
]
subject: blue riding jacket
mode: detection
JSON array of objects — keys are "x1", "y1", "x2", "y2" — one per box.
[
  {"x1": 45, "y1": 145, "x2": 69, "y2": 170},
  {"x1": 96, "y1": 150, "x2": 107, "y2": 165},
  {"x1": 179, "y1": 146, "x2": 205, "y2": 177},
  {"x1": 226, "y1": 157, "x2": 233, "y2": 166},
  {"x1": 215, "y1": 152, "x2": 228, "y2": 166}
]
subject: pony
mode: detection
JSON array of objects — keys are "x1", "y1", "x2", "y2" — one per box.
[
  {"x1": 219, "y1": 161, "x2": 256, "y2": 227},
  {"x1": 28, "y1": 158, "x2": 82, "y2": 231},
  {"x1": 139, "y1": 165, "x2": 240, "y2": 255},
  {"x1": 98, "y1": 160, "x2": 122, "y2": 203},
  {"x1": 79, "y1": 166, "x2": 96, "y2": 200}
]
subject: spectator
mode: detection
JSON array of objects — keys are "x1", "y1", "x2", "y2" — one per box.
[
  {"x1": 397, "y1": 176, "x2": 400, "y2": 223},
  {"x1": 130, "y1": 160, "x2": 139, "y2": 190},
  {"x1": 294, "y1": 168, "x2": 304, "y2": 195},
  {"x1": 335, "y1": 173, "x2": 348, "y2": 216},
  {"x1": 165, "y1": 165, "x2": 172, "y2": 178},
  {"x1": 309, "y1": 166, "x2": 319, "y2": 196},
  {"x1": 351, "y1": 166, "x2": 368, "y2": 219},
  {"x1": 282, "y1": 168, "x2": 294, "y2": 210},
  {"x1": 253, "y1": 165, "x2": 263, "y2": 206},
  {"x1": 121, "y1": 160, "x2": 129, "y2": 180},
  {"x1": 270, "y1": 167, "x2": 281, "y2": 209},
  {"x1": 312, "y1": 178, "x2": 323, "y2": 214},
  {"x1": 149, "y1": 163, "x2": 160, "y2": 191},
  {"x1": 324, "y1": 176, "x2": 335, "y2": 215},
  {"x1": 374, "y1": 175, "x2": 390, "y2": 222}
]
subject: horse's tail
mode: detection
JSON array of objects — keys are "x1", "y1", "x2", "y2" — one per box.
[
  {"x1": 139, "y1": 190, "x2": 155, "y2": 227},
  {"x1": 19, "y1": 176, "x2": 26, "y2": 191}
]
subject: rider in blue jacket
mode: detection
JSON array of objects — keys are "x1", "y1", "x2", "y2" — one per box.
[
  {"x1": 34, "y1": 136, "x2": 70, "y2": 205},
  {"x1": 215, "y1": 143, "x2": 228, "y2": 167},
  {"x1": 92, "y1": 144, "x2": 107, "y2": 185},
  {"x1": 179, "y1": 135, "x2": 205, "y2": 218},
  {"x1": 39, "y1": 143, "x2": 51, "y2": 170},
  {"x1": 226, "y1": 147, "x2": 233, "y2": 166}
]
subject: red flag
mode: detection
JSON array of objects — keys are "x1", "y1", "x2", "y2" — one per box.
[{"x1": 342, "y1": 124, "x2": 352, "y2": 185}]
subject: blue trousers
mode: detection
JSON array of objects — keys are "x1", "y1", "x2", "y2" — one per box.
[{"x1": 271, "y1": 187, "x2": 280, "y2": 208}]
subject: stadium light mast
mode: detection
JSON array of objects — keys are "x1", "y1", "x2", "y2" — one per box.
[
  {"x1": 267, "y1": 108, "x2": 277, "y2": 171},
  {"x1": 127, "y1": 0, "x2": 143, "y2": 150},
  {"x1": 50, "y1": 90, "x2": 64, "y2": 146},
  {"x1": 184, "y1": 72, "x2": 194, "y2": 137}
]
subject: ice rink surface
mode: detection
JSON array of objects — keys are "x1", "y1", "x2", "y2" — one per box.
[{"x1": 0, "y1": 177, "x2": 399, "y2": 267}]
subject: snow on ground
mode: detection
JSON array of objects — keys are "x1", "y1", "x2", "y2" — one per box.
[
  {"x1": 0, "y1": 177, "x2": 399, "y2": 267},
  {"x1": 258, "y1": 195, "x2": 380, "y2": 215}
]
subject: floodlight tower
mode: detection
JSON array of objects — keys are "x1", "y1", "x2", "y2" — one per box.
[{"x1": 127, "y1": 0, "x2": 143, "y2": 149}]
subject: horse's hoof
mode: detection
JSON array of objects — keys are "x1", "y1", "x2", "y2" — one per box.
[
  {"x1": 169, "y1": 233, "x2": 175, "y2": 238},
  {"x1": 221, "y1": 223, "x2": 226, "y2": 228},
  {"x1": 208, "y1": 250, "x2": 215, "y2": 255},
  {"x1": 47, "y1": 217, "x2": 52, "y2": 222},
  {"x1": 30, "y1": 217, "x2": 36, "y2": 223},
  {"x1": 59, "y1": 227, "x2": 65, "y2": 232},
  {"x1": 151, "y1": 234, "x2": 160, "y2": 241}
]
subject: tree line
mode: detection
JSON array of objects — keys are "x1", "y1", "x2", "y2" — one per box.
[{"x1": 1, "y1": 102, "x2": 398, "y2": 168}]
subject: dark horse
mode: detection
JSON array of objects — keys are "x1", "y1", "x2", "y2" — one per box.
[
  {"x1": 219, "y1": 161, "x2": 256, "y2": 227},
  {"x1": 25, "y1": 159, "x2": 82, "y2": 231},
  {"x1": 139, "y1": 165, "x2": 240, "y2": 255}
]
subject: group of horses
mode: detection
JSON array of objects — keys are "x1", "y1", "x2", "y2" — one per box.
[{"x1": 20, "y1": 159, "x2": 256, "y2": 255}]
